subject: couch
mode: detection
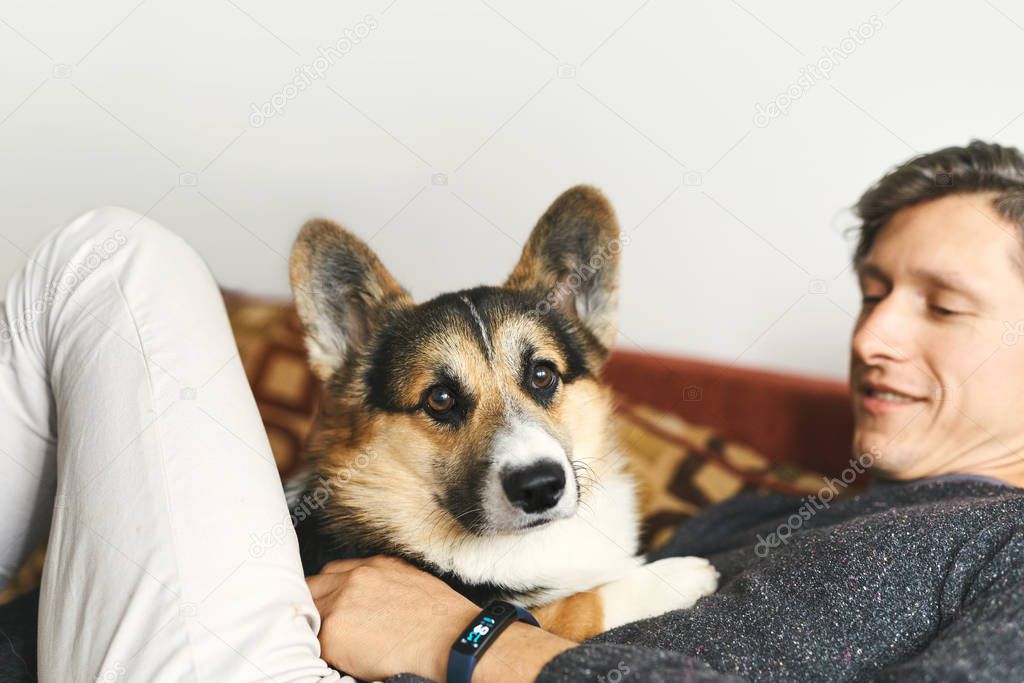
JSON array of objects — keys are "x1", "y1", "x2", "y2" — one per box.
[{"x1": 0, "y1": 291, "x2": 854, "y2": 605}]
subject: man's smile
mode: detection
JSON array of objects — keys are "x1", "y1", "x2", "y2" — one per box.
[{"x1": 857, "y1": 380, "x2": 927, "y2": 414}]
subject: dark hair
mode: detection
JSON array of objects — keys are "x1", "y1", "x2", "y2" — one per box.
[{"x1": 852, "y1": 140, "x2": 1024, "y2": 266}]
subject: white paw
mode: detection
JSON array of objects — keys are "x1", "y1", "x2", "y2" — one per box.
[{"x1": 599, "y1": 556, "x2": 719, "y2": 631}]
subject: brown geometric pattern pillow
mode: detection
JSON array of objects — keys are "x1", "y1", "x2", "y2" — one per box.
[
  {"x1": 615, "y1": 403, "x2": 828, "y2": 551},
  {"x1": 222, "y1": 290, "x2": 322, "y2": 480}
]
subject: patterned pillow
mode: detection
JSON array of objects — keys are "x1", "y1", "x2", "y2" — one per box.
[
  {"x1": 615, "y1": 403, "x2": 828, "y2": 551},
  {"x1": 222, "y1": 291, "x2": 321, "y2": 480}
]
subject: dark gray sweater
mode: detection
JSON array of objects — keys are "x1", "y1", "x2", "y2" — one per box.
[{"x1": 537, "y1": 477, "x2": 1024, "y2": 682}]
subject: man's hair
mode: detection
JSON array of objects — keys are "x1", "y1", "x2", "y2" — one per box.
[{"x1": 853, "y1": 140, "x2": 1024, "y2": 266}]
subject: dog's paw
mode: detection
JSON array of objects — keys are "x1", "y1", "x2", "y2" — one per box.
[{"x1": 598, "y1": 556, "x2": 719, "y2": 631}]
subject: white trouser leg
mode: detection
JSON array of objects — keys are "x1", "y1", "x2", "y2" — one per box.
[{"x1": 0, "y1": 208, "x2": 340, "y2": 682}]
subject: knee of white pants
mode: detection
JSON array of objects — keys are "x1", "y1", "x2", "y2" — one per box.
[
  {"x1": 4, "y1": 199, "x2": 223, "y2": 379},
  {"x1": 28, "y1": 206, "x2": 217, "y2": 352},
  {"x1": 54, "y1": 205, "x2": 207, "y2": 284},
  {"x1": 4, "y1": 203, "x2": 221, "y2": 449}
]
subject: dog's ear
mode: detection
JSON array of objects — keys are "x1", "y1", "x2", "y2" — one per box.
[
  {"x1": 289, "y1": 219, "x2": 411, "y2": 382},
  {"x1": 505, "y1": 185, "x2": 623, "y2": 352}
]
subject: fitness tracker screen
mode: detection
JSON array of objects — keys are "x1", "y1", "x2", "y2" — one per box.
[{"x1": 451, "y1": 601, "x2": 519, "y2": 657}]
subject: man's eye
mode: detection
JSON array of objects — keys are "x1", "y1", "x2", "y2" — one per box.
[
  {"x1": 929, "y1": 304, "x2": 958, "y2": 317},
  {"x1": 861, "y1": 296, "x2": 883, "y2": 306}
]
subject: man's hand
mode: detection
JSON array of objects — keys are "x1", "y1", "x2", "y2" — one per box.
[
  {"x1": 306, "y1": 555, "x2": 575, "y2": 682},
  {"x1": 307, "y1": 555, "x2": 477, "y2": 680}
]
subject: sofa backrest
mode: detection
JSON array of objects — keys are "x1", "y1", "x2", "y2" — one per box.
[{"x1": 604, "y1": 350, "x2": 854, "y2": 477}]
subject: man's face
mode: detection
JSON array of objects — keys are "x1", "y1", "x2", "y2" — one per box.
[{"x1": 851, "y1": 192, "x2": 1024, "y2": 479}]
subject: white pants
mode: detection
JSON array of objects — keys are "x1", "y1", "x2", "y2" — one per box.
[{"x1": 0, "y1": 208, "x2": 341, "y2": 682}]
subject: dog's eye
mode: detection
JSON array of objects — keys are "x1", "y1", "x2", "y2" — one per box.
[
  {"x1": 426, "y1": 386, "x2": 455, "y2": 413},
  {"x1": 529, "y1": 362, "x2": 558, "y2": 391}
]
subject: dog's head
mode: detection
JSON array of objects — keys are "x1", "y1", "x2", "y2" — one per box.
[{"x1": 290, "y1": 185, "x2": 623, "y2": 544}]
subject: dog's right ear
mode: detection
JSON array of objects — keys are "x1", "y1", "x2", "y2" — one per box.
[{"x1": 289, "y1": 219, "x2": 411, "y2": 382}]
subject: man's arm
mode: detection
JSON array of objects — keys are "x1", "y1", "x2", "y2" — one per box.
[
  {"x1": 307, "y1": 556, "x2": 735, "y2": 682},
  {"x1": 536, "y1": 643, "x2": 742, "y2": 683},
  {"x1": 872, "y1": 524, "x2": 1024, "y2": 682},
  {"x1": 872, "y1": 578, "x2": 1024, "y2": 680}
]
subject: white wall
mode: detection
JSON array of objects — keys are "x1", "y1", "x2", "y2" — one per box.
[{"x1": 2, "y1": 0, "x2": 1022, "y2": 379}]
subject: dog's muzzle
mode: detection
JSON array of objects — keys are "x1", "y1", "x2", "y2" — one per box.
[{"x1": 479, "y1": 420, "x2": 578, "y2": 531}]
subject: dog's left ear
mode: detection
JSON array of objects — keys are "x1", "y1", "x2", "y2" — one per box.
[{"x1": 505, "y1": 184, "x2": 622, "y2": 353}]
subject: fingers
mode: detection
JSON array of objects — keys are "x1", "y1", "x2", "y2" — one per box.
[
  {"x1": 306, "y1": 572, "x2": 341, "y2": 600},
  {"x1": 319, "y1": 558, "x2": 368, "y2": 574},
  {"x1": 305, "y1": 556, "x2": 389, "y2": 598},
  {"x1": 321, "y1": 555, "x2": 407, "y2": 574},
  {"x1": 306, "y1": 554, "x2": 414, "y2": 601}
]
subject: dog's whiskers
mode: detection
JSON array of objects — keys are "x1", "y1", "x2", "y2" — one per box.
[{"x1": 571, "y1": 459, "x2": 605, "y2": 501}]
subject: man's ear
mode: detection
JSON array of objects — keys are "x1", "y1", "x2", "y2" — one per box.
[
  {"x1": 289, "y1": 219, "x2": 411, "y2": 382},
  {"x1": 505, "y1": 184, "x2": 623, "y2": 352}
]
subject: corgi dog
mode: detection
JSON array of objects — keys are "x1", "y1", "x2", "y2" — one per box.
[{"x1": 288, "y1": 185, "x2": 718, "y2": 641}]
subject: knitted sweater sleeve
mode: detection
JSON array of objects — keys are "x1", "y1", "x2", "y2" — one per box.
[{"x1": 871, "y1": 525, "x2": 1024, "y2": 682}]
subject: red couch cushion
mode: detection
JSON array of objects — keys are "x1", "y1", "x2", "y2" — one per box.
[{"x1": 604, "y1": 350, "x2": 854, "y2": 477}]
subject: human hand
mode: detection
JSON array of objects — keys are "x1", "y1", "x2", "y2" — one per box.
[{"x1": 306, "y1": 555, "x2": 575, "y2": 682}]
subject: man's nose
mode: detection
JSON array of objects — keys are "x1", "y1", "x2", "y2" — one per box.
[{"x1": 851, "y1": 296, "x2": 911, "y2": 365}]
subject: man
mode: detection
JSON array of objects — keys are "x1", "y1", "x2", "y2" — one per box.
[{"x1": 306, "y1": 141, "x2": 1024, "y2": 682}]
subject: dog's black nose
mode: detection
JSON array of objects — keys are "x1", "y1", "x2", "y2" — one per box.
[{"x1": 501, "y1": 461, "x2": 566, "y2": 513}]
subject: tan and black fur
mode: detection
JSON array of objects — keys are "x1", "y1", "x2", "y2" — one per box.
[{"x1": 288, "y1": 185, "x2": 718, "y2": 641}]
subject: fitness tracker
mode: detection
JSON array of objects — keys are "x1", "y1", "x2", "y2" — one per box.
[{"x1": 447, "y1": 600, "x2": 539, "y2": 683}]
